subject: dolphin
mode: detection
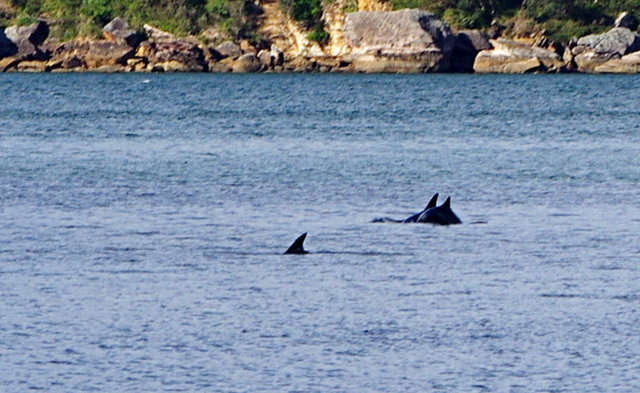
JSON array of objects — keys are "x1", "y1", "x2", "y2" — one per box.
[
  {"x1": 372, "y1": 193, "x2": 439, "y2": 223},
  {"x1": 402, "y1": 193, "x2": 439, "y2": 223},
  {"x1": 416, "y1": 197, "x2": 462, "y2": 225},
  {"x1": 284, "y1": 233, "x2": 309, "y2": 254},
  {"x1": 372, "y1": 193, "x2": 462, "y2": 225}
]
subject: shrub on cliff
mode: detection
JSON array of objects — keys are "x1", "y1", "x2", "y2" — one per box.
[
  {"x1": 307, "y1": 26, "x2": 328, "y2": 43},
  {"x1": 389, "y1": 0, "x2": 521, "y2": 29},
  {"x1": 281, "y1": 0, "x2": 329, "y2": 43},
  {"x1": 383, "y1": 0, "x2": 640, "y2": 42},
  {"x1": 6, "y1": 0, "x2": 640, "y2": 46},
  {"x1": 5, "y1": 0, "x2": 259, "y2": 41},
  {"x1": 80, "y1": 0, "x2": 114, "y2": 26}
]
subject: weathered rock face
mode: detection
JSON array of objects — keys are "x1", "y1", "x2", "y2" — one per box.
[
  {"x1": 572, "y1": 27, "x2": 640, "y2": 72},
  {"x1": 7, "y1": 4, "x2": 640, "y2": 74},
  {"x1": 103, "y1": 17, "x2": 144, "y2": 48},
  {"x1": 143, "y1": 24, "x2": 206, "y2": 72},
  {"x1": 344, "y1": 9, "x2": 455, "y2": 73},
  {"x1": 239, "y1": 39, "x2": 257, "y2": 54},
  {"x1": 152, "y1": 40, "x2": 206, "y2": 72},
  {"x1": 593, "y1": 51, "x2": 640, "y2": 73},
  {"x1": 474, "y1": 38, "x2": 564, "y2": 73},
  {"x1": 1, "y1": 21, "x2": 49, "y2": 60},
  {"x1": 571, "y1": 51, "x2": 610, "y2": 72},
  {"x1": 232, "y1": 53, "x2": 261, "y2": 72},
  {"x1": 143, "y1": 24, "x2": 174, "y2": 40},
  {"x1": 256, "y1": 0, "x2": 325, "y2": 62},
  {"x1": 14, "y1": 59, "x2": 49, "y2": 72},
  {"x1": 257, "y1": 49, "x2": 272, "y2": 67},
  {"x1": 0, "y1": 56, "x2": 20, "y2": 72},
  {"x1": 1, "y1": 20, "x2": 208, "y2": 73},
  {"x1": 48, "y1": 39, "x2": 134, "y2": 70},
  {"x1": 270, "y1": 45, "x2": 284, "y2": 66},
  {"x1": 576, "y1": 27, "x2": 640, "y2": 56},
  {"x1": 450, "y1": 30, "x2": 492, "y2": 72},
  {"x1": 215, "y1": 41, "x2": 243, "y2": 59},
  {"x1": 322, "y1": 0, "x2": 348, "y2": 57},
  {"x1": 252, "y1": 44, "x2": 286, "y2": 71}
]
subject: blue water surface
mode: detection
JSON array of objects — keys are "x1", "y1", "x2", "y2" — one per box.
[{"x1": 1, "y1": 73, "x2": 639, "y2": 392}]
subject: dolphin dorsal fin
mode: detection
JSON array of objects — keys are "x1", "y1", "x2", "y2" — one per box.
[
  {"x1": 425, "y1": 193, "x2": 439, "y2": 210},
  {"x1": 285, "y1": 233, "x2": 309, "y2": 254},
  {"x1": 443, "y1": 197, "x2": 451, "y2": 208}
]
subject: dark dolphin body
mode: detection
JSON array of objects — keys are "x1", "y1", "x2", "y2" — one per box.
[
  {"x1": 416, "y1": 196, "x2": 462, "y2": 225},
  {"x1": 402, "y1": 193, "x2": 439, "y2": 223},
  {"x1": 372, "y1": 193, "x2": 439, "y2": 223},
  {"x1": 284, "y1": 233, "x2": 309, "y2": 254},
  {"x1": 372, "y1": 193, "x2": 462, "y2": 225}
]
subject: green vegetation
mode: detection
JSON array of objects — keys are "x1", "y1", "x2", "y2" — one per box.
[
  {"x1": 307, "y1": 25, "x2": 328, "y2": 43},
  {"x1": 386, "y1": 0, "x2": 640, "y2": 41},
  {"x1": 280, "y1": 0, "x2": 329, "y2": 43},
  {"x1": 342, "y1": 0, "x2": 357, "y2": 13},
  {"x1": 2, "y1": 0, "x2": 640, "y2": 43},
  {"x1": 1, "y1": 0, "x2": 261, "y2": 41},
  {"x1": 15, "y1": 13, "x2": 38, "y2": 25}
]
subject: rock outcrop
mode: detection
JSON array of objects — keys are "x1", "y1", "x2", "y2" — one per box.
[
  {"x1": 103, "y1": 17, "x2": 144, "y2": 48},
  {"x1": 232, "y1": 52, "x2": 261, "y2": 72},
  {"x1": 215, "y1": 41, "x2": 243, "y2": 59},
  {"x1": 450, "y1": 30, "x2": 492, "y2": 72},
  {"x1": 14, "y1": 59, "x2": 49, "y2": 72},
  {"x1": 593, "y1": 51, "x2": 640, "y2": 73},
  {"x1": 571, "y1": 27, "x2": 640, "y2": 72},
  {"x1": 256, "y1": 0, "x2": 325, "y2": 62},
  {"x1": 6, "y1": 8, "x2": 640, "y2": 74},
  {"x1": 47, "y1": 39, "x2": 134, "y2": 71},
  {"x1": 0, "y1": 20, "x2": 49, "y2": 70},
  {"x1": 344, "y1": 9, "x2": 455, "y2": 73},
  {"x1": 575, "y1": 27, "x2": 640, "y2": 56},
  {"x1": 142, "y1": 24, "x2": 207, "y2": 72},
  {"x1": 474, "y1": 38, "x2": 564, "y2": 73}
]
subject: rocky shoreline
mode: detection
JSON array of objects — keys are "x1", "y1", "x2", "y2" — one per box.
[{"x1": 3, "y1": 9, "x2": 640, "y2": 74}]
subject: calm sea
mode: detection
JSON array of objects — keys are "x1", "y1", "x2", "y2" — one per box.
[{"x1": 1, "y1": 73, "x2": 639, "y2": 392}]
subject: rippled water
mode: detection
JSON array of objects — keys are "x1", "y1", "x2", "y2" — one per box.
[{"x1": 1, "y1": 73, "x2": 640, "y2": 392}]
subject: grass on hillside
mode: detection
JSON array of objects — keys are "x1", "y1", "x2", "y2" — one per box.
[{"x1": 2, "y1": 0, "x2": 640, "y2": 44}]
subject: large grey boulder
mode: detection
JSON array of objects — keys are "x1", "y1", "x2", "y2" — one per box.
[
  {"x1": 48, "y1": 39, "x2": 134, "y2": 70},
  {"x1": 474, "y1": 38, "x2": 563, "y2": 73},
  {"x1": 1, "y1": 21, "x2": 49, "y2": 60},
  {"x1": 214, "y1": 41, "x2": 243, "y2": 59},
  {"x1": 142, "y1": 24, "x2": 206, "y2": 72},
  {"x1": 344, "y1": 9, "x2": 455, "y2": 73},
  {"x1": 575, "y1": 27, "x2": 640, "y2": 56},
  {"x1": 572, "y1": 27, "x2": 640, "y2": 71},
  {"x1": 254, "y1": 46, "x2": 284, "y2": 70},
  {"x1": 232, "y1": 53, "x2": 261, "y2": 72},
  {"x1": 103, "y1": 17, "x2": 144, "y2": 48}
]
